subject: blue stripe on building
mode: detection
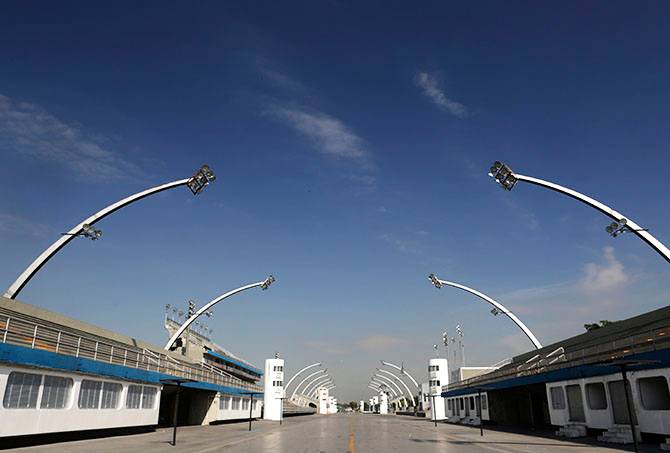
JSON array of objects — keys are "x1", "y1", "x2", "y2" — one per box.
[
  {"x1": 0, "y1": 343, "x2": 262, "y2": 397},
  {"x1": 204, "y1": 350, "x2": 263, "y2": 375}
]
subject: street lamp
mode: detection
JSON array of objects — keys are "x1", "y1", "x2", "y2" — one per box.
[
  {"x1": 4, "y1": 164, "x2": 216, "y2": 300},
  {"x1": 308, "y1": 379, "x2": 335, "y2": 398},
  {"x1": 488, "y1": 161, "x2": 670, "y2": 265},
  {"x1": 372, "y1": 373, "x2": 403, "y2": 399},
  {"x1": 376, "y1": 368, "x2": 416, "y2": 405},
  {"x1": 379, "y1": 361, "x2": 420, "y2": 389},
  {"x1": 428, "y1": 274, "x2": 542, "y2": 349},
  {"x1": 164, "y1": 275, "x2": 275, "y2": 351},
  {"x1": 290, "y1": 369, "x2": 326, "y2": 400},
  {"x1": 304, "y1": 376, "x2": 332, "y2": 398},
  {"x1": 285, "y1": 362, "x2": 323, "y2": 392}
]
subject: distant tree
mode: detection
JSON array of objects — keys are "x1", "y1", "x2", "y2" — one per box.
[
  {"x1": 349, "y1": 401, "x2": 358, "y2": 410},
  {"x1": 584, "y1": 320, "x2": 614, "y2": 332}
]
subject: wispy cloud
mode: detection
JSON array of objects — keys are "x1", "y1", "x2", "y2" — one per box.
[
  {"x1": 0, "y1": 212, "x2": 51, "y2": 237},
  {"x1": 578, "y1": 246, "x2": 629, "y2": 293},
  {"x1": 354, "y1": 335, "x2": 408, "y2": 353},
  {"x1": 379, "y1": 233, "x2": 419, "y2": 254},
  {"x1": 0, "y1": 94, "x2": 143, "y2": 182},
  {"x1": 304, "y1": 339, "x2": 349, "y2": 355},
  {"x1": 414, "y1": 72, "x2": 466, "y2": 118},
  {"x1": 269, "y1": 105, "x2": 370, "y2": 162}
]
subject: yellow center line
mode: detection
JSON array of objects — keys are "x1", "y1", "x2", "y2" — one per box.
[{"x1": 348, "y1": 418, "x2": 356, "y2": 453}]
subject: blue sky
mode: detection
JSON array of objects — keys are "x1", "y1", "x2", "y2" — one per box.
[{"x1": 1, "y1": 1, "x2": 670, "y2": 401}]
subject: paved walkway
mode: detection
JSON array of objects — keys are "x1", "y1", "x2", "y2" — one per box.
[{"x1": 9, "y1": 414, "x2": 658, "y2": 452}]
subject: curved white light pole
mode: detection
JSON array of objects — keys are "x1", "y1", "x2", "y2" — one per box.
[
  {"x1": 380, "y1": 361, "x2": 420, "y2": 389},
  {"x1": 368, "y1": 384, "x2": 380, "y2": 393},
  {"x1": 308, "y1": 381, "x2": 335, "y2": 399},
  {"x1": 489, "y1": 161, "x2": 670, "y2": 265},
  {"x1": 4, "y1": 165, "x2": 216, "y2": 300},
  {"x1": 164, "y1": 276, "x2": 275, "y2": 350},
  {"x1": 428, "y1": 274, "x2": 542, "y2": 349},
  {"x1": 373, "y1": 373, "x2": 403, "y2": 398},
  {"x1": 376, "y1": 368, "x2": 416, "y2": 404},
  {"x1": 285, "y1": 362, "x2": 322, "y2": 392},
  {"x1": 304, "y1": 376, "x2": 332, "y2": 398},
  {"x1": 370, "y1": 378, "x2": 397, "y2": 397},
  {"x1": 291, "y1": 369, "x2": 326, "y2": 400}
]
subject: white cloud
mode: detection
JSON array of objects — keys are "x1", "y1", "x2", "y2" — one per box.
[
  {"x1": 354, "y1": 335, "x2": 408, "y2": 352},
  {"x1": 414, "y1": 72, "x2": 466, "y2": 117},
  {"x1": 0, "y1": 94, "x2": 143, "y2": 182},
  {"x1": 0, "y1": 213, "x2": 51, "y2": 237},
  {"x1": 270, "y1": 105, "x2": 370, "y2": 162},
  {"x1": 578, "y1": 246, "x2": 629, "y2": 293}
]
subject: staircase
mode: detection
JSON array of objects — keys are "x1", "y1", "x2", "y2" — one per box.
[
  {"x1": 597, "y1": 426, "x2": 640, "y2": 444},
  {"x1": 556, "y1": 423, "x2": 587, "y2": 438}
]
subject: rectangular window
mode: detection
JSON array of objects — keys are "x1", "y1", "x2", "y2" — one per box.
[
  {"x1": 3, "y1": 372, "x2": 42, "y2": 409},
  {"x1": 220, "y1": 395, "x2": 231, "y2": 410},
  {"x1": 481, "y1": 395, "x2": 488, "y2": 410},
  {"x1": 586, "y1": 382, "x2": 607, "y2": 410},
  {"x1": 253, "y1": 400, "x2": 257, "y2": 410},
  {"x1": 638, "y1": 376, "x2": 670, "y2": 410},
  {"x1": 78, "y1": 380, "x2": 102, "y2": 409},
  {"x1": 447, "y1": 399, "x2": 452, "y2": 410},
  {"x1": 460, "y1": 398, "x2": 464, "y2": 410},
  {"x1": 142, "y1": 386, "x2": 157, "y2": 409},
  {"x1": 126, "y1": 385, "x2": 142, "y2": 409},
  {"x1": 242, "y1": 398, "x2": 249, "y2": 410},
  {"x1": 550, "y1": 386, "x2": 565, "y2": 410},
  {"x1": 101, "y1": 382, "x2": 122, "y2": 409},
  {"x1": 40, "y1": 375, "x2": 73, "y2": 409},
  {"x1": 232, "y1": 397, "x2": 240, "y2": 410},
  {"x1": 470, "y1": 396, "x2": 475, "y2": 410}
]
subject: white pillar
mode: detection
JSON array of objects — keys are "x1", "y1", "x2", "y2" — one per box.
[
  {"x1": 359, "y1": 400, "x2": 365, "y2": 412},
  {"x1": 428, "y1": 358, "x2": 449, "y2": 421},
  {"x1": 379, "y1": 392, "x2": 389, "y2": 414},
  {"x1": 317, "y1": 387, "x2": 329, "y2": 414},
  {"x1": 263, "y1": 358, "x2": 285, "y2": 421}
]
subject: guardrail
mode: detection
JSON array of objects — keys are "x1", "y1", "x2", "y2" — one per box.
[
  {"x1": 0, "y1": 312, "x2": 262, "y2": 393},
  {"x1": 447, "y1": 324, "x2": 670, "y2": 392}
]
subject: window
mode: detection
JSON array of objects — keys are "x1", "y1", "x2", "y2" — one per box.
[
  {"x1": 586, "y1": 383, "x2": 607, "y2": 410},
  {"x1": 142, "y1": 386, "x2": 157, "y2": 409},
  {"x1": 242, "y1": 398, "x2": 249, "y2": 410},
  {"x1": 232, "y1": 397, "x2": 240, "y2": 410},
  {"x1": 273, "y1": 381, "x2": 283, "y2": 387},
  {"x1": 220, "y1": 396, "x2": 231, "y2": 410},
  {"x1": 447, "y1": 399, "x2": 452, "y2": 410},
  {"x1": 253, "y1": 400, "x2": 257, "y2": 410},
  {"x1": 428, "y1": 365, "x2": 440, "y2": 372},
  {"x1": 100, "y1": 382, "x2": 122, "y2": 409},
  {"x1": 40, "y1": 375, "x2": 73, "y2": 409},
  {"x1": 481, "y1": 395, "x2": 488, "y2": 410},
  {"x1": 470, "y1": 397, "x2": 475, "y2": 410},
  {"x1": 429, "y1": 380, "x2": 440, "y2": 387},
  {"x1": 638, "y1": 376, "x2": 670, "y2": 410},
  {"x1": 550, "y1": 386, "x2": 565, "y2": 410},
  {"x1": 273, "y1": 366, "x2": 283, "y2": 372},
  {"x1": 460, "y1": 398, "x2": 464, "y2": 410},
  {"x1": 126, "y1": 385, "x2": 142, "y2": 409},
  {"x1": 78, "y1": 380, "x2": 102, "y2": 409},
  {"x1": 3, "y1": 372, "x2": 42, "y2": 409}
]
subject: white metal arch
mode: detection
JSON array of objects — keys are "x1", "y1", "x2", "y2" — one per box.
[
  {"x1": 380, "y1": 361, "x2": 420, "y2": 389},
  {"x1": 376, "y1": 368, "x2": 416, "y2": 404},
  {"x1": 164, "y1": 276, "x2": 274, "y2": 350},
  {"x1": 308, "y1": 382, "x2": 335, "y2": 399},
  {"x1": 290, "y1": 369, "x2": 326, "y2": 400},
  {"x1": 428, "y1": 275, "x2": 542, "y2": 349},
  {"x1": 370, "y1": 378, "x2": 397, "y2": 398},
  {"x1": 285, "y1": 362, "x2": 322, "y2": 392},
  {"x1": 306, "y1": 376, "x2": 333, "y2": 397},
  {"x1": 512, "y1": 172, "x2": 670, "y2": 265},
  {"x1": 5, "y1": 177, "x2": 199, "y2": 300},
  {"x1": 372, "y1": 373, "x2": 403, "y2": 398}
]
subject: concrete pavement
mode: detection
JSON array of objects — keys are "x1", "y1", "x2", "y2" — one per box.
[{"x1": 8, "y1": 414, "x2": 657, "y2": 452}]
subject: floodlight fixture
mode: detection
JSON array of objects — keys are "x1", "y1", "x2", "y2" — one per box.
[
  {"x1": 488, "y1": 161, "x2": 518, "y2": 190},
  {"x1": 428, "y1": 273, "x2": 443, "y2": 289},
  {"x1": 261, "y1": 275, "x2": 275, "y2": 290},
  {"x1": 187, "y1": 164, "x2": 216, "y2": 195},
  {"x1": 61, "y1": 223, "x2": 102, "y2": 240},
  {"x1": 491, "y1": 307, "x2": 500, "y2": 316}
]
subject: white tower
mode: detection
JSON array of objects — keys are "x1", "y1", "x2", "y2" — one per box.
[
  {"x1": 263, "y1": 357, "x2": 285, "y2": 421},
  {"x1": 379, "y1": 391, "x2": 389, "y2": 415},
  {"x1": 428, "y1": 358, "x2": 449, "y2": 421},
  {"x1": 317, "y1": 387, "x2": 329, "y2": 414},
  {"x1": 359, "y1": 400, "x2": 365, "y2": 412}
]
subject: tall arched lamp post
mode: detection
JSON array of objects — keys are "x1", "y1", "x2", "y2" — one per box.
[
  {"x1": 376, "y1": 368, "x2": 416, "y2": 405},
  {"x1": 428, "y1": 274, "x2": 542, "y2": 349},
  {"x1": 290, "y1": 369, "x2": 326, "y2": 401},
  {"x1": 164, "y1": 275, "x2": 275, "y2": 351},
  {"x1": 379, "y1": 360, "x2": 420, "y2": 389},
  {"x1": 4, "y1": 165, "x2": 216, "y2": 300},
  {"x1": 488, "y1": 161, "x2": 670, "y2": 265},
  {"x1": 285, "y1": 362, "x2": 322, "y2": 392}
]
